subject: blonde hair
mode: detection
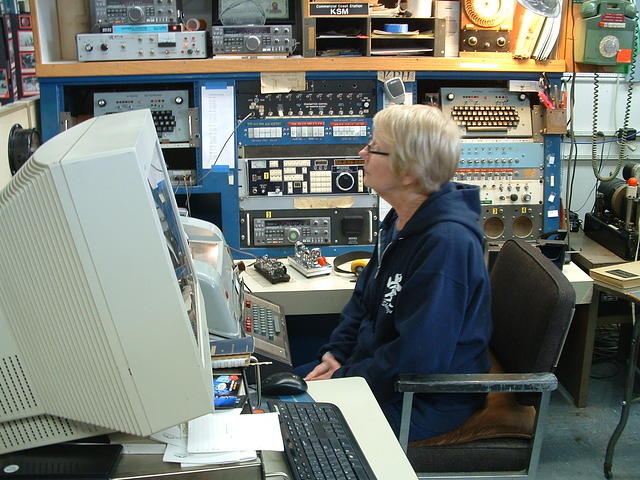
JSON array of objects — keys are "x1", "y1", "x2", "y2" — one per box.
[{"x1": 373, "y1": 104, "x2": 460, "y2": 194}]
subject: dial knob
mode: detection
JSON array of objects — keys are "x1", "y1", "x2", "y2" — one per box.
[
  {"x1": 100, "y1": 43, "x2": 109, "y2": 51},
  {"x1": 336, "y1": 172, "x2": 356, "y2": 191},
  {"x1": 175, "y1": 96, "x2": 184, "y2": 104},
  {"x1": 97, "y1": 99, "x2": 107, "y2": 107},
  {"x1": 245, "y1": 35, "x2": 261, "y2": 51},
  {"x1": 599, "y1": 35, "x2": 620, "y2": 58},
  {"x1": 523, "y1": 194, "x2": 532, "y2": 202},
  {"x1": 447, "y1": 93, "x2": 455, "y2": 101},
  {"x1": 127, "y1": 6, "x2": 145, "y2": 23},
  {"x1": 496, "y1": 36, "x2": 506, "y2": 47},
  {"x1": 510, "y1": 194, "x2": 519, "y2": 201},
  {"x1": 84, "y1": 44, "x2": 93, "y2": 52},
  {"x1": 467, "y1": 36, "x2": 478, "y2": 47},
  {"x1": 286, "y1": 228, "x2": 301, "y2": 243}
]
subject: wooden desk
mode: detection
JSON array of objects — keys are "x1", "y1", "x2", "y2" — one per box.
[{"x1": 556, "y1": 233, "x2": 628, "y2": 407}]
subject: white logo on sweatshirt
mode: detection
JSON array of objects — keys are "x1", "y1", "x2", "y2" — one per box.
[{"x1": 381, "y1": 273, "x2": 402, "y2": 314}]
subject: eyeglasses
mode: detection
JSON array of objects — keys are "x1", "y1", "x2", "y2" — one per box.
[{"x1": 364, "y1": 143, "x2": 390, "y2": 156}]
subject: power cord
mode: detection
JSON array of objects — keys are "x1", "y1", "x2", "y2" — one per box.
[{"x1": 590, "y1": 22, "x2": 638, "y2": 182}]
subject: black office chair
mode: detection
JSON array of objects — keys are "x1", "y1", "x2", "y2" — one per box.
[{"x1": 396, "y1": 239, "x2": 576, "y2": 479}]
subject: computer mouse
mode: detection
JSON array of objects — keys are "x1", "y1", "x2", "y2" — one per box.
[{"x1": 261, "y1": 371, "x2": 308, "y2": 396}]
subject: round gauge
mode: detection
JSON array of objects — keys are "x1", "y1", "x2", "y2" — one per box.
[
  {"x1": 599, "y1": 35, "x2": 620, "y2": 58},
  {"x1": 463, "y1": 0, "x2": 510, "y2": 28}
]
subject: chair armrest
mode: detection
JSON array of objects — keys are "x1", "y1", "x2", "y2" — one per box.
[{"x1": 395, "y1": 372, "x2": 558, "y2": 394}]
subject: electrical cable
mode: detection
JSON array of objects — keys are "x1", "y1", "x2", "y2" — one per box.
[
  {"x1": 179, "y1": 111, "x2": 254, "y2": 214},
  {"x1": 589, "y1": 21, "x2": 638, "y2": 182},
  {"x1": 197, "y1": 112, "x2": 254, "y2": 184},
  {"x1": 228, "y1": 245, "x2": 258, "y2": 259},
  {"x1": 591, "y1": 323, "x2": 621, "y2": 380},
  {"x1": 565, "y1": 0, "x2": 579, "y2": 237},
  {"x1": 184, "y1": 180, "x2": 191, "y2": 217},
  {"x1": 573, "y1": 140, "x2": 607, "y2": 214},
  {"x1": 564, "y1": 71, "x2": 578, "y2": 248},
  {"x1": 619, "y1": 21, "x2": 639, "y2": 171},
  {"x1": 561, "y1": 132, "x2": 639, "y2": 145}
]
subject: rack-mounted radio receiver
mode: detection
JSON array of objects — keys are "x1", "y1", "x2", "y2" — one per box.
[
  {"x1": 77, "y1": 31, "x2": 207, "y2": 61},
  {"x1": 211, "y1": 25, "x2": 295, "y2": 54},
  {"x1": 89, "y1": 0, "x2": 183, "y2": 27}
]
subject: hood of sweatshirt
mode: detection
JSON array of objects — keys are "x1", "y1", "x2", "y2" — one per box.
[{"x1": 380, "y1": 182, "x2": 483, "y2": 243}]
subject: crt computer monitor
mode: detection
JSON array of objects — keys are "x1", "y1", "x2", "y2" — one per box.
[{"x1": 0, "y1": 109, "x2": 213, "y2": 454}]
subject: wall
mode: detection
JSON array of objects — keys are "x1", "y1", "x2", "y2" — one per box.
[
  {"x1": 0, "y1": 98, "x2": 39, "y2": 189},
  {"x1": 560, "y1": 73, "x2": 640, "y2": 222}
]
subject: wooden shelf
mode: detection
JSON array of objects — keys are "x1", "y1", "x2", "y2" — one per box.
[
  {"x1": 32, "y1": 0, "x2": 570, "y2": 78},
  {"x1": 35, "y1": 56, "x2": 566, "y2": 78},
  {"x1": 370, "y1": 34, "x2": 434, "y2": 39}
]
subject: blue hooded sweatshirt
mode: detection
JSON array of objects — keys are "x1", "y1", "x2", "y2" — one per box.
[{"x1": 318, "y1": 181, "x2": 493, "y2": 441}]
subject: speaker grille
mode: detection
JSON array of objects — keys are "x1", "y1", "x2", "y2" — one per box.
[{"x1": 0, "y1": 354, "x2": 38, "y2": 416}]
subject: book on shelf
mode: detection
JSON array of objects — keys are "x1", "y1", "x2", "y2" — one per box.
[
  {"x1": 210, "y1": 336, "x2": 254, "y2": 368},
  {"x1": 590, "y1": 261, "x2": 640, "y2": 288}
]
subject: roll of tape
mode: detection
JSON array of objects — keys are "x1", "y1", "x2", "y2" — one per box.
[
  {"x1": 384, "y1": 23, "x2": 409, "y2": 33},
  {"x1": 185, "y1": 17, "x2": 207, "y2": 31}
]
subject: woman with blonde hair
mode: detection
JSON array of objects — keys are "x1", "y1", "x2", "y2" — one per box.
[{"x1": 297, "y1": 104, "x2": 493, "y2": 441}]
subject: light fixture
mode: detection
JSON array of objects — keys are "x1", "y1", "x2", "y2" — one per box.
[{"x1": 517, "y1": 0, "x2": 561, "y2": 17}]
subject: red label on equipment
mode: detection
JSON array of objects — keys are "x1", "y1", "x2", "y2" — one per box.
[
  {"x1": 617, "y1": 49, "x2": 632, "y2": 63},
  {"x1": 601, "y1": 13, "x2": 625, "y2": 23}
]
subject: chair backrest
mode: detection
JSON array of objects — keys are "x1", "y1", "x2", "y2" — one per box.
[{"x1": 489, "y1": 240, "x2": 575, "y2": 381}]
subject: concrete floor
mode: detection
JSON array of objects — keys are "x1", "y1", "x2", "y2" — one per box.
[{"x1": 539, "y1": 364, "x2": 640, "y2": 480}]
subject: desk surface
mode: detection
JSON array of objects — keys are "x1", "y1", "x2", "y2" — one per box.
[
  {"x1": 563, "y1": 261, "x2": 594, "y2": 305},
  {"x1": 112, "y1": 377, "x2": 416, "y2": 480},
  {"x1": 240, "y1": 257, "x2": 356, "y2": 315},
  {"x1": 240, "y1": 257, "x2": 594, "y2": 314},
  {"x1": 264, "y1": 377, "x2": 418, "y2": 480},
  {"x1": 569, "y1": 232, "x2": 625, "y2": 271}
]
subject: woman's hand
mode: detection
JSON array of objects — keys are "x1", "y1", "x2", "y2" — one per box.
[{"x1": 304, "y1": 352, "x2": 342, "y2": 381}]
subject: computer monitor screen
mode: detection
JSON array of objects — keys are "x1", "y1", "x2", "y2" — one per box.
[{"x1": 0, "y1": 110, "x2": 213, "y2": 454}]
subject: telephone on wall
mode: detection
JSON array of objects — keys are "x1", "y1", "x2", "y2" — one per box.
[{"x1": 574, "y1": 0, "x2": 637, "y2": 65}]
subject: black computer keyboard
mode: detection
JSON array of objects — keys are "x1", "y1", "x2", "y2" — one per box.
[{"x1": 269, "y1": 400, "x2": 377, "y2": 480}]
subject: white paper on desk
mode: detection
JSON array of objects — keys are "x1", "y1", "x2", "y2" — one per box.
[
  {"x1": 163, "y1": 438, "x2": 255, "y2": 466},
  {"x1": 187, "y1": 412, "x2": 284, "y2": 453},
  {"x1": 187, "y1": 409, "x2": 242, "y2": 453},
  {"x1": 201, "y1": 83, "x2": 236, "y2": 169},
  {"x1": 150, "y1": 424, "x2": 186, "y2": 447}
]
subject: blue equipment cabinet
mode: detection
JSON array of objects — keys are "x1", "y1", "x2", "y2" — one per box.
[{"x1": 38, "y1": 70, "x2": 562, "y2": 258}]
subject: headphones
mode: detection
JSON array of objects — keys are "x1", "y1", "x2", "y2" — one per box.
[{"x1": 333, "y1": 251, "x2": 372, "y2": 277}]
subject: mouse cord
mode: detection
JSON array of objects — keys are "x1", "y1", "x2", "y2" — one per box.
[{"x1": 251, "y1": 355, "x2": 262, "y2": 409}]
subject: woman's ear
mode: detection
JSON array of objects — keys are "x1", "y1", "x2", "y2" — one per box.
[{"x1": 401, "y1": 172, "x2": 419, "y2": 189}]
